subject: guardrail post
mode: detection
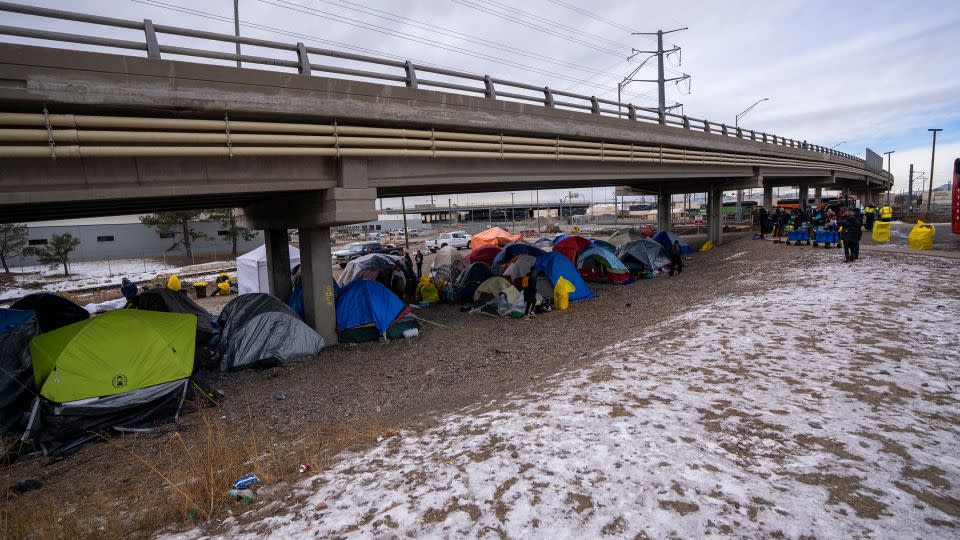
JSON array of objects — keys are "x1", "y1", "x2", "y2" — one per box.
[
  {"x1": 658, "y1": 109, "x2": 666, "y2": 125},
  {"x1": 296, "y1": 42, "x2": 311, "y2": 75},
  {"x1": 750, "y1": 130, "x2": 756, "y2": 141},
  {"x1": 772, "y1": 135, "x2": 777, "y2": 145},
  {"x1": 483, "y1": 76, "x2": 496, "y2": 99},
  {"x1": 802, "y1": 140, "x2": 808, "y2": 150},
  {"x1": 628, "y1": 104, "x2": 637, "y2": 121},
  {"x1": 736, "y1": 127, "x2": 743, "y2": 138},
  {"x1": 703, "y1": 120, "x2": 710, "y2": 133},
  {"x1": 682, "y1": 116, "x2": 690, "y2": 129},
  {"x1": 404, "y1": 60, "x2": 418, "y2": 89},
  {"x1": 761, "y1": 132, "x2": 767, "y2": 143},
  {"x1": 144, "y1": 19, "x2": 160, "y2": 59},
  {"x1": 543, "y1": 87, "x2": 555, "y2": 108},
  {"x1": 590, "y1": 96, "x2": 600, "y2": 114},
  {"x1": 721, "y1": 124, "x2": 728, "y2": 136}
]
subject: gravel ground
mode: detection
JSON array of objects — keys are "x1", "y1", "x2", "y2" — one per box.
[{"x1": 5, "y1": 231, "x2": 910, "y2": 536}]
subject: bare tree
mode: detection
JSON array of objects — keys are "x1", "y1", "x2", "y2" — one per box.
[
  {"x1": 0, "y1": 223, "x2": 28, "y2": 274},
  {"x1": 140, "y1": 211, "x2": 209, "y2": 259}
]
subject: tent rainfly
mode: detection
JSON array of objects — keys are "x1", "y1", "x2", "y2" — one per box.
[{"x1": 236, "y1": 244, "x2": 301, "y2": 296}]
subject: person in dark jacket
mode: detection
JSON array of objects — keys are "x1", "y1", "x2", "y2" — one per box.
[
  {"x1": 757, "y1": 207, "x2": 770, "y2": 239},
  {"x1": 414, "y1": 249, "x2": 424, "y2": 279},
  {"x1": 522, "y1": 270, "x2": 538, "y2": 317},
  {"x1": 120, "y1": 278, "x2": 139, "y2": 304},
  {"x1": 668, "y1": 240, "x2": 684, "y2": 277},
  {"x1": 841, "y1": 212, "x2": 863, "y2": 262}
]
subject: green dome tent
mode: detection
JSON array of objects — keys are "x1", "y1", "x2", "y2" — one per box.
[{"x1": 24, "y1": 310, "x2": 196, "y2": 454}]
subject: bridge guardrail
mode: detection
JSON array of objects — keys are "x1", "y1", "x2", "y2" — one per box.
[{"x1": 0, "y1": 0, "x2": 881, "y2": 173}]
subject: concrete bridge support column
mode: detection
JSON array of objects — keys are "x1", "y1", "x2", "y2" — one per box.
[
  {"x1": 657, "y1": 191, "x2": 672, "y2": 233},
  {"x1": 815, "y1": 187, "x2": 822, "y2": 209},
  {"x1": 798, "y1": 184, "x2": 809, "y2": 211},
  {"x1": 842, "y1": 185, "x2": 850, "y2": 206},
  {"x1": 707, "y1": 185, "x2": 723, "y2": 245},
  {"x1": 762, "y1": 186, "x2": 773, "y2": 211},
  {"x1": 300, "y1": 227, "x2": 337, "y2": 346},
  {"x1": 735, "y1": 189, "x2": 744, "y2": 221},
  {"x1": 264, "y1": 228, "x2": 292, "y2": 302}
]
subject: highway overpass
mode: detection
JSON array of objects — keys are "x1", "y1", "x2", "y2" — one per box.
[{"x1": 0, "y1": 2, "x2": 893, "y2": 343}]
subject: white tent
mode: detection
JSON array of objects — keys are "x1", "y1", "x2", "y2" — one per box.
[{"x1": 236, "y1": 244, "x2": 301, "y2": 295}]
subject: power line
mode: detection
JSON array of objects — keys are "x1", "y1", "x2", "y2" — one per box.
[{"x1": 448, "y1": 0, "x2": 627, "y2": 57}]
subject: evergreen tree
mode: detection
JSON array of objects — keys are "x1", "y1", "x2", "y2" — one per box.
[
  {"x1": 140, "y1": 211, "x2": 209, "y2": 259},
  {"x1": 0, "y1": 223, "x2": 28, "y2": 274},
  {"x1": 27, "y1": 233, "x2": 81, "y2": 276},
  {"x1": 208, "y1": 208, "x2": 258, "y2": 256}
]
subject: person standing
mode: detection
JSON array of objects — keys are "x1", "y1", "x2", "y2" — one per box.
[
  {"x1": 863, "y1": 204, "x2": 876, "y2": 231},
  {"x1": 522, "y1": 269, "x2": 538, "y2": 318},
  {"x1": 772, "y1": 208, "x2": 785, "y2": 243},
  {"x1": 668, "y1": 240, "x2": 684, "y2": 277},
  {"x1": 757, "y1": 207, "x2": 770, "y2": 239},
  {"x1": 120, "y1": 278, "x2": 139, "y2": 305},
  {"x1": 841, "y1": 211, "x2": 863, "y2": 262},
  {"x1": 414, "y1": 249, "x2": 424, "y2": 279},
  {"x1": 879, "y1": 204, "x2": 893, "y2": 222}
]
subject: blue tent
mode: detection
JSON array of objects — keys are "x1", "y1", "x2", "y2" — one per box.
[
  {"x1": 1, "y1": 308, "x2": 33, "y2": 335},
  {"x1": 534, "y1": 251, "x2": 594, "y2": 302},
  {"x1": 589, "y1": 238, "x2": 617, "y2": 253},
  {"x1": 652, "y1": 231, "x2": 692, "y2": 256},
  {"x1": 491, "y1": 241, "x2": 547, "y2": 268},
  {"x1": 336, "y1": 280, "x2": 407, "y2": 336}
]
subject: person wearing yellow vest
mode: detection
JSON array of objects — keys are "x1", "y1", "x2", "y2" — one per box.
[
  {"x1": 863, "y1": 205, "x2": 877, "y2": 231},
  {"x1": 879, "y1": 205, "x2": 893, "y2": 222}
]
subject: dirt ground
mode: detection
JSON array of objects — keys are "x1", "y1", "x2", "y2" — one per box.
[{"x1": 6, "y1": 230, "x2": 948, "y2": 538}]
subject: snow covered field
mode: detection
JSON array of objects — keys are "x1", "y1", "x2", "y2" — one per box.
[{"x1": 187, "y1": 252, "x2": 960, "y2": 538}]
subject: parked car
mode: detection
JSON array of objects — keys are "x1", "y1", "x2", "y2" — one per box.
[
  {"x1": 637, "y1": 224, "x2": 657, "y2": 237},
  {"x1": 333, "y1": 241, "x2": 402, "y2": 268},
  {"x1": 424, "y1": 231, "x2": 472, "y2": 252}
]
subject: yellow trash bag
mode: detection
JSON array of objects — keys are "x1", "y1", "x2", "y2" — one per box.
[
  {"x1": 415, "y1": 275, "x2": 439, "y2": 304},
  {"x1": 553, "y1": 276, "x2": 576, "y2": 311},
  {"x1": 872, "y1": 221, "x2": 891, "y2": 243},
  {"x1": 908, "y1": 221, "x2": 935, "y2": 250},
  {"x1": 166, "y1": 274, "x2": 181, "y2": 292},
  {"x1": 699, "y1": 240, "x2": 714, "y2": 252}
]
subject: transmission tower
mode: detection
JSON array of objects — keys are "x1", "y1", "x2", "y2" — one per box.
[{"x1": 618, "y1": 27, "x2": 690, "y2": 125}]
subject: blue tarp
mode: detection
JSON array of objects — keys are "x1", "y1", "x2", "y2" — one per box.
[
  {"x1": 576, "y1": 247, "x2": 629, "y2": 274},
  {"x1": 0, "y1": 308, "x2": 33, "y2": 336},
  {"x1": 336, "y1": 280, "x2": 406, "y2": 334},
  {"x1": 491, "y1": 241, "x2": 547, "y2": 268},
  {"x1": 652, "y1": 231, "x2": 692, "y2": 256},
  {"x1": 534, "y1": 251, "x2": 594, "y2": 302}
]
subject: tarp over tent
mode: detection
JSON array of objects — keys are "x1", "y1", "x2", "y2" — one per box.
[
  {"x1": 463, "y1": 245, "x2": 500, "y2": 267},
  {"x1": 491, "y1": 241, "x2": 546, "y2": 268},
  {"x1": 608, "y1": 227, "x2": 652, "y2": 248},
  {"x1": 577, "y1": 247, "x2": 631, "y2": 283},
  {"x1": 470, "y1": 227, "x2": 521, "y2": 250},
  {"x1": 10, "y1": 293, "x2": 89, "y2": 333},
  {"x1": 533, "y1": 237, "x2": 554, "y2": 247},
  {"x1": 217, "y1": 294, "x2": 324, "y2": 371},
  {"x1": 552, "y1": 235, "x2": 592, "y2": 264},
  {"x1": 0, "y1": 309, "x2": 38, "y2": 436},
  {"x1": 453, "y1": 262, "x2": 496, "y2": 303},
  {"x1": 25, "y1": 310, "x2": 195, "y2": 454},
  {"x1": 652, "y1": 231, "x2": 692, "y2": 256},
  {"x1": 502, "y1": 254, "x2": 538, "y2": 282},
  {"x1": 589, "y1": 238, "x2": 617, "y2": 253},
  {"x1": 336, "y1": 253, "x2": 402, "y2": 288},
  {"x1": 336, "y1": 280, "x2": 419, "y2": 342},
  {"x1": 135, "y1": 287, "x2": 214, "y2": 345},
  {"x1": 616, "y1": 239, "x2": 671, "y2": 272},
  {"x1": 430, "y1": 245, "x2": 465, "y2": 285},
  {"x1": 534, "y1": 251, "x2": 594, "y2": 302},
  {"x1": 236, "y1": 244, "x2": 301, "y2": 296}
]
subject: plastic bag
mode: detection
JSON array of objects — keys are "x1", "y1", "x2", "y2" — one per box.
[
  {"x1": 553, "y1": 276, "x2": 576, "y2": 311},
  {"x1": 907, "y1": 221, "x2": 935, "y2": 250},
  {"x1": 872, "y1": 221, "x2": 891, "y2": 243},
  {"x1": 699, "y1": 240, "x2": 714, "y2": 252}
]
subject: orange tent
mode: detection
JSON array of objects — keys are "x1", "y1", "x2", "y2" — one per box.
[{"x1": 470, "y1": 227, "x2": 521, "y2": 250}]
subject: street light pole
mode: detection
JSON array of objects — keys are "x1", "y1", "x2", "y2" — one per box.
[
  {"x1": 233, "y1": 0, "x2": 241, "y2": 68},
  {"x1": 927, "y1": 128, "x2": 942, "y2": 218},
  {"x1": 831, "y1": 141, "x2": 847, "y2": 149},
  {"x1": 735, "y1": 97, "x2": 769, "y2": 128},
  {"x1": 883, "y1": 150, "x2": 895, "y2": 206},
  {"x1": 509, "y1": 192, "x2": 516, "y2": 231}
]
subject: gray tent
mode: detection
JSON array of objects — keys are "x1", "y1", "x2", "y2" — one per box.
[
  {"x1": 616, "y1": 239, "x2": 671, "y2": 272},
  {"x1": 336, "y1": 253, "x2": 402, "y2": 288},
  {"x1": 431, "y1": 245, "x2": 465, "y2": 285},
  {"x1": 0, "y1": 309, "x2": 38, "y2": 436},
  {"x1": 217, "y1": 294, "x2": 324, "y2": 371}
]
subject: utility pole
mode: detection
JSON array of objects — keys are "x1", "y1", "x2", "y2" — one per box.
[
  {"x1": 927, "y1": 128, "x2": 942, "y2": 219},
  {"x1": 233, "y1": 0, "x2": 241, "y2": 68},
  {"x1": 510, "y1": 192, "x2": 516, "y2": 231},
  {"x1": 622, "y1": 27, "x2": 689, "y2": 124},
  {"x1": 883, "y1": 150, "x2": 895, "y2": 206},
  {"x1": 907, "y1": 164, "x2": 914, "y2": 216}
]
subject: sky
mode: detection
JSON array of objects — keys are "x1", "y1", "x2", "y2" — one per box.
[{"x1": 3, "y1": 0, "x2": 959, "y2": 207}]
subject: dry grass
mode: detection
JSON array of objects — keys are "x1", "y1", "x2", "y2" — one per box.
[{"x1": 0, "y1": 399, "x2": 394, "y2": 540}]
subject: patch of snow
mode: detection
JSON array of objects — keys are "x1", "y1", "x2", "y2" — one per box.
[
  {"x1": 722, "y1": 251, "x2": 748, "y2": 261},
  {"x1": 172, "y1": 251, "x2": 960, "y2": 539}
]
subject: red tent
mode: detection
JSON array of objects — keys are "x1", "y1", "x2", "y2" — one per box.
[
  {"x1": 552, "y1": 235, "x2": 592, "y2": 264},
  {"x1": 464, "y1": 245, "x2": 500, "y2": 267}
]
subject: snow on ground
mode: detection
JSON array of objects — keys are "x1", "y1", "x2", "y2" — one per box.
[{"x1": 191, "y1": 252, "x2": 960, "y2": 538}]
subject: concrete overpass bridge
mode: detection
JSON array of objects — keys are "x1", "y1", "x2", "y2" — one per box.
[{"x1": 0, "y1": 2, "x2": 893, "y2": 343}]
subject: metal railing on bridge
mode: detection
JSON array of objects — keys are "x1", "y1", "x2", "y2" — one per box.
[{"x1": 0, "y1": 1, "x2": 872, "y2": 168}]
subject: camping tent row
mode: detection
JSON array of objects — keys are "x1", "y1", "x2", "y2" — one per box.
[{"x1": 1, "y1": 289, "x2": 324, "y2": 455}]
